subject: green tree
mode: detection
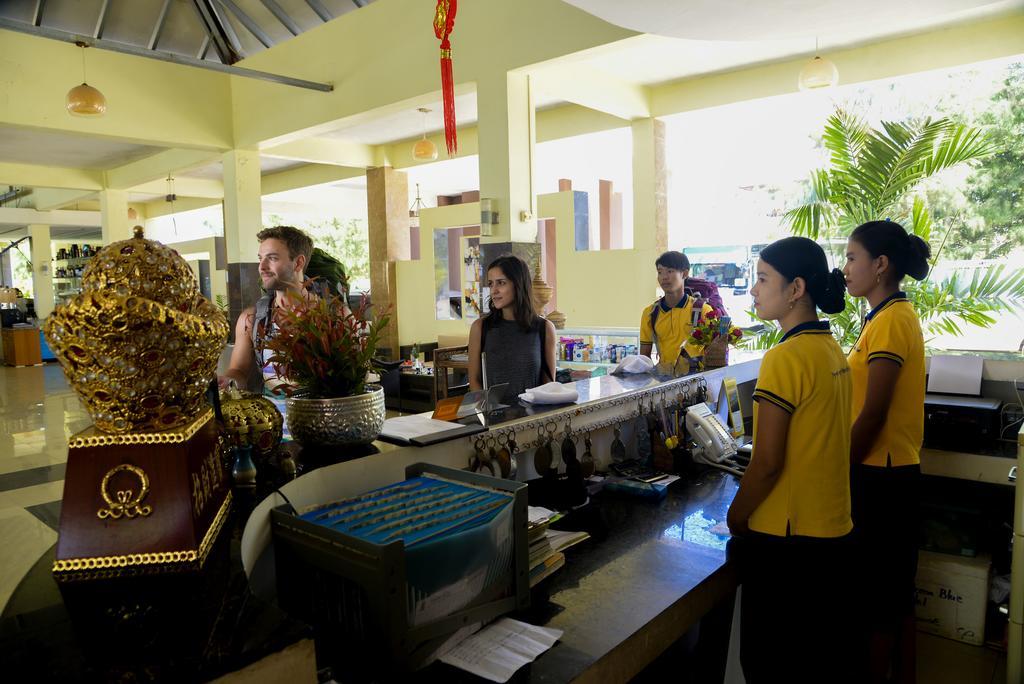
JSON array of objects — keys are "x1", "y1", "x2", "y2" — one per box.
[
  {"x1": 264, "y1": 215, "x2": 370, "y2": 289},
  {"x1": 955, "y1": 63, "x2": 1024, "y2": 259},
  {"x1": 749, "y1": 109, "x2": 1024, "y2": 348},
  {"x1": 306, "y1": 218, "x2": 370, "y2": 287}
]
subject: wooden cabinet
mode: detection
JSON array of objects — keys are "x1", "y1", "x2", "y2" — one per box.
[{"x1": 1, "y1": 326, "x2": 43, "y2": 366}]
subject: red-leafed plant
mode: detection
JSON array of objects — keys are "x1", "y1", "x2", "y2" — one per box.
[{"x1": 263, "y1": 286, "x2": 389, "y2": 399}]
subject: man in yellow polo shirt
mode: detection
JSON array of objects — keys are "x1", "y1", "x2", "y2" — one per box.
[{"x1": 639, "y1": 251, "x2": 714, "y2": 368}]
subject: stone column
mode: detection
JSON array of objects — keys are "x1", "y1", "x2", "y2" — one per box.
[
  {"x1": 366, "y1": 166, "x2": 410, "y2": 360},
  {"x1": 632, "y1": 118, "x2": 668, "y2": 259},
  {"x1": 222, "y1": 149, "x2": 262, "y2": 340},
  {"x1": 28, "y1": 224, "x2": 54, "y2": 320},
  {"x1": 99, "y1": 189, "x2": 131, "y2": 244}
]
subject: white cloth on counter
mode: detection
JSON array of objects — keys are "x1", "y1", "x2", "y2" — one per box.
[
  {"x1": 518, "y1": 381, "x2": 579, "y2": 405},
  {"x1": 612, "y1": 354, "x2": 655, "y2": 375}
]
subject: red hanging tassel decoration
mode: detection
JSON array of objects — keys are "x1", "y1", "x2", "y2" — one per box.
[{"x1": 433, "y1": 0, "x2": 458, "y2": 156}]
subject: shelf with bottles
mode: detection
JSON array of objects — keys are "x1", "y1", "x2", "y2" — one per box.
[
  {"x1": 51, "y1": 241, "x2": 102, "y2": 285},
  {"x1": 555, "y1": 327, "x2": 641, "y2": 366},
  {"x1": 53, "y1": 243, "x2": 99, "y2": 262}
]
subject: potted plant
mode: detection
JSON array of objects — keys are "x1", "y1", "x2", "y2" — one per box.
[
  {"x1": 688, "y1": 314, "x2": 743, "y2": 369},
  {"x1": 263, "y1": 288, "x2": 389, "y2": 447}
]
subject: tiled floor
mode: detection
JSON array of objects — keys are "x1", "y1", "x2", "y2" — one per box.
[
  {"x1": 0, "y1": 364, "x2": 1014, "y2": 683},
  {"x1": 918, "y1": 631, "x2": 1007, "y2": 683},
  {"x1": 0, "y1": 363, "x2": 90, "y2": 617}
]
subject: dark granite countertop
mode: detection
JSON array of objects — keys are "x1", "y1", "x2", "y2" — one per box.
[{"x1": 418, "y1": 469, "x2": 740, "y2": 683}]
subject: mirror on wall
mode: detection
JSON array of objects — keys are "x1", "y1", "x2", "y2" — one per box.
[{"x1": 433, "y1": 225, "x2": 482, "y2": 321}]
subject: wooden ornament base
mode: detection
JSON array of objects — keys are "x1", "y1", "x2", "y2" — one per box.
[{"x1": 53, "y1": 410, "x2": 231, "y2": 582}]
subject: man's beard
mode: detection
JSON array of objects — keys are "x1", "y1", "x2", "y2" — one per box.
[{"x1": 263, "y1": 272, "x2": 298, "y2": 291}]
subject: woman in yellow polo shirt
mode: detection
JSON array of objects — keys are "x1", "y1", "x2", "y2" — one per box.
[
  {"x1": 726, "y1": 236, "x2": 855, "y2": 682},
  {"x1": 844, "y1": 220, "x2": 930, "y2": 684}
]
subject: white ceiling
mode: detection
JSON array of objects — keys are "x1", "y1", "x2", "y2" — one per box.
[
  {"x1": 177, "y1": 156, "x2": 304, "y2": 181},
  {"x1": 320, "y1": 93, "x2": 480, "y2": 145},
  {"x1": 570, "y1": 1, "x2": 1024, "y2": 86},
  {"x1": 318, "y1": 90, "x2": 567, "y2": 146},
  {"x1": 0, "y1": 125, "x2": 162, "y2": 170},
  {"x1": 3, "y1": 0, "x2": 1022, "y2": 206},
  {"x1": 0, "y1": 224, "x2": 101, "y2": 241},
  {"x1": 561, "y1": 0, "x2": 1020, "y2": 40}
]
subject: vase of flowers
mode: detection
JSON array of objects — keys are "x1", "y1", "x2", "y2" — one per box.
[
  {"x1": 263, "y1": 290, "x2": 389, "y2": 447},
  {"x1": 688, "y1": 314, "x2": 743, "y2": 370}
]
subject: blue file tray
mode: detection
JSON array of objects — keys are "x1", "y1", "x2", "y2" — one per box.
[{"x1": 270, "y1": 463, "x2": 529, "y2": 675}]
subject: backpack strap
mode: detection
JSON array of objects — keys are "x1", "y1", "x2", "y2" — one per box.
[
  {"x1": 250, "y1": 293, "x2": 274, "y2": 358},
  {"x1": 649, "y1": 297, "x2": 663, "y2": 348},
  {"x1": 690, "y1": 294, "x2": 706, "y2": 327},
  {"x1": 237, "y1": 293, "x2": 274, "y2": 393}
]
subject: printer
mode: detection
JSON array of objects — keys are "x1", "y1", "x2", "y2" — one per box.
[{"x1": 923, "y1": 393, "x2": 1002, "y2": 452}]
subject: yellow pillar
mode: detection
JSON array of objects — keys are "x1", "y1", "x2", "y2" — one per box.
[
  {"x1": 366, "y1": 166, "x2": 409, "y2": 359},
  {"x1": 222, "y1": 149, "x2": 262, "y2": 337},
  {"x1": 631, "y1": 118, "x2": 668, "y2": 259},
  {"x1": 28, "y1": 224, "x2": 54, "y2": 320},
  {"x1": 477, "y1": 70, "x2": 537, "y2": 245},
  {"x1": 223, "y1": 149, "x2": 262, "y2": 264},
  {"x1": 477, "y1": 70, "x2": 542, "y2": 273},
  {"x1": 99, "y1": 189, "x2": 130, "y2": 244}
]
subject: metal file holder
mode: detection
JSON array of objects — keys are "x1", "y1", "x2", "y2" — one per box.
[{"x1": 270, "y1": 463, "x2": 529, "y2": 675}]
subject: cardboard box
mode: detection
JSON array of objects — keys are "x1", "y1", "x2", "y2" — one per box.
[{"x1": 915, "y1": 550, "x2": 991, "y2": 645}]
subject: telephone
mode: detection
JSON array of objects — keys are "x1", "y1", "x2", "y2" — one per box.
[{"x1": 685, "y1": 402, "x2": 737, "y2": 464}]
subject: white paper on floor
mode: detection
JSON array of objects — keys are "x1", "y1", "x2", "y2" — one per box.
[{"x1": 439, "y1": 617, "x2": 563, "y2": 682}]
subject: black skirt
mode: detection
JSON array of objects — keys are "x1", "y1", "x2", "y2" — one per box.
[
  {"x1": 733, "y1": 529, "x2": 860, "y2": 683},
  {"x1": 850, "y1": 462, "x2": 922, "y2": 627}
]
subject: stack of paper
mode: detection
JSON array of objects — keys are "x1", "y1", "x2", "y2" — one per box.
[{"x1": 525, "y1": 507, "x2": 589, "y2": 587}]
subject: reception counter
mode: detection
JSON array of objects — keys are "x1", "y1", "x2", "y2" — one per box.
[
  {"x1": 241, "y1": 352, "x2": 764, "y2": 578},
  {"x1": 237, "y1": 354, "x2": 763, "y2": 680},
  {"x1": 2, "y1": 353, "x2": 763, "y2": 682}
]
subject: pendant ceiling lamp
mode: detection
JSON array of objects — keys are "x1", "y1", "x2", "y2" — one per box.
[
  {"x1": 66, "y1": 42, "x2": 107, "y2": 117},
  {"x1": 412, "y1": 107, "x2": 439, "y2": 162},
  {"x1": 798, "y1": 39, "x2": 838, "y2": 91},
  {"x1": 409, "y1": 183, "x2": 428, "y2": 219}
]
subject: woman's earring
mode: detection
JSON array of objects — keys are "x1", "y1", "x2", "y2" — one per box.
[
  {"x1": 876, "y1": 273, "x2": 881, "y2": 284},
  {"x1": 789, "y1": 300, "x2": 795, "y2": 310}
]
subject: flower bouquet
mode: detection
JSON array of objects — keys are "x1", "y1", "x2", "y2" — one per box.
[{"x1": 688, "y1": 314, "x2": 743, "y2": 369}]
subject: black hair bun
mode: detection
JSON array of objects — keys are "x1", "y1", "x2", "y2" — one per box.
[
  {"x1": 905, "y1": 235, "x2": 931, "y2": 281},
  {"x1": 809, "y1": 268, "x2": 848, "y2": 314}
]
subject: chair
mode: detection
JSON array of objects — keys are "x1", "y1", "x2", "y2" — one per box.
[
  {"x1": 373, "y1": 358, "x2": 404, "y2": 411},
  {"x1": 433, "y1": 345, "x2": 470, "y2": 401}
]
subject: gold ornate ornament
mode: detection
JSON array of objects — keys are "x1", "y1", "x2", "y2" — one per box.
[
  {"x1": 219, "y1": 388, "x2": 284, "y2": 458},
  {"x1": 43, "y1": 226, "x2": 229, "y2": 434},
  {"x1": 69, "y1": 408, "x2": 213, "y2": 448},
  {"x1": 97, "y1": 463, "x2": 153, "y2": 520}
]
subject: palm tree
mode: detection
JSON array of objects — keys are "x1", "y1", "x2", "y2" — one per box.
[{"x1": 749, "y1": 109, "x2": 1024, "y2": 349}]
